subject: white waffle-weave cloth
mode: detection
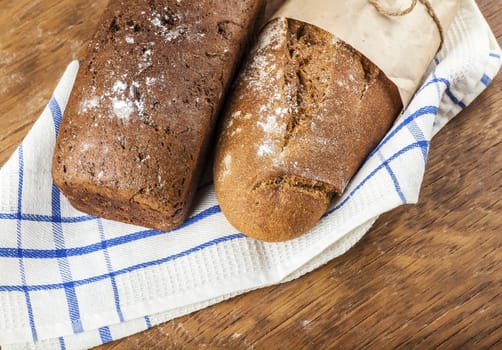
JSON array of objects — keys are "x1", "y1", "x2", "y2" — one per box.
[{"x1": 0, "y1": 0, "x2": 500, "y2": 348}]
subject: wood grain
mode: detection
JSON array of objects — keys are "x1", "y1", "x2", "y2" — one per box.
[
  {"x1": 0, "y1": 0, "x2": 109, "y2": 166},
  {"x1": 0, "y1": 1, "x2": 500, "y2": 349}
]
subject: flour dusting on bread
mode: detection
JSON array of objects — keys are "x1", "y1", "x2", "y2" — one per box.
[{"x1": 214, "y1": 18, "x2": 402, "y2": 241}]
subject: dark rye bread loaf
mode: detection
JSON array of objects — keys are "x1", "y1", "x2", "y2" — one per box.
[
  {"x1": 214, "y1": 18, "x2": 403, "y2": 242},
  {"x1": 52, "y1": 0, "x2": 265, "y2": 230}
]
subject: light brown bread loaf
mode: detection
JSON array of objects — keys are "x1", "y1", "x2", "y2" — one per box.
[
  {"x1": 52, "y1": 0, "x2": 265, "y2": 231},
  {"x1": 214, "y1": 17, "x2": 403, "y2": 242}
]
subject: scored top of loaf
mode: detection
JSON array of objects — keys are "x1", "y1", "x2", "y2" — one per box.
[{"x1": 214, "y1": 17, "x2": 402, "y2": 241}]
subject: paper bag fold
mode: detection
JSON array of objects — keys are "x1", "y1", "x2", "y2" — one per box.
[{"x1": 274, "y1": 0, "x2": 460, "y2": 106}]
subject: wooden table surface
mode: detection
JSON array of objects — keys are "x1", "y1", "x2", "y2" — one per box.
[{"x1": 1, "y1": 1, "x2": 500, "y2": 349}]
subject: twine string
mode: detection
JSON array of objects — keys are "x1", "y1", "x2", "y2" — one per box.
[{"x1": 369, "y1": 0, "x2": 444, "y2": 51}]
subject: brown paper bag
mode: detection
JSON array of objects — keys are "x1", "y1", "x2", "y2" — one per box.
[{"x1": 274, "y1": 0, "x2": 460, "y2": 106}]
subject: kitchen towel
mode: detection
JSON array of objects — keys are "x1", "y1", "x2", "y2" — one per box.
[{"x1": 0, "y1": 0, "x2": 500, "y2": 349}]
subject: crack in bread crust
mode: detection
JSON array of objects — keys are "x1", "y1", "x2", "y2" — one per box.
[
  {"x1": 346, "y1": 43, "x2": 381, "y2": 99},
  {"x1": 282, "y1": 19, "x2": 317, "y2": 151},
  {"x1": 253, "y1": 174, "x2": 338, "y2": 200}
]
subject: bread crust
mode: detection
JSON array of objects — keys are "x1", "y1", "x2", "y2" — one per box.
[
  {"x1": 214, "y1": 18, "x2": 402, "y2": 242},
  {"x1": 52, "y1": 0, "x2": 265, "y2": 230}
]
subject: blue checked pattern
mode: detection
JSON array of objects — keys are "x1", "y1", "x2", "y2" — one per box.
[{"x1": 0, "y1": 2, "x2": 501, "y2": 349}]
